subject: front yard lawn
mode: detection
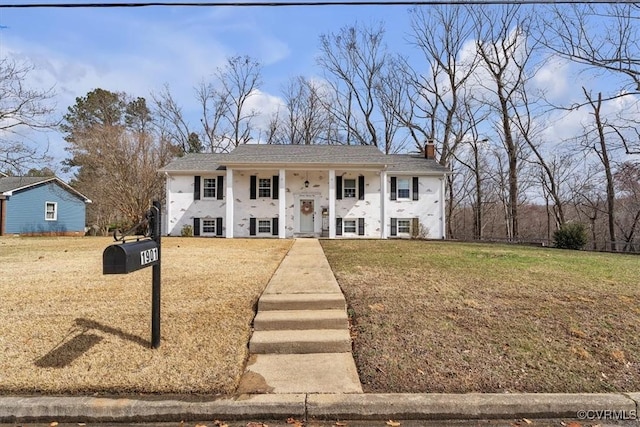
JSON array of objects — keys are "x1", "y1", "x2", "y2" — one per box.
[
  {"x1": 321, "y1": 240, "x2": 640, "y2": 393},
  {"x1": 0, "y1": 237, "x2": 291, "y2": 395}
]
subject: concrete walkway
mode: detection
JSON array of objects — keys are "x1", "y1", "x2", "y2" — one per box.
[{"x1": 237, "y1": 238, "x2": 363, "y2": 394}]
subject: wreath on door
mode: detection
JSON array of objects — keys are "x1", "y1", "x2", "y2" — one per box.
[{"x1": 301, "y1": 201, "x2": 313, "y2": 215}]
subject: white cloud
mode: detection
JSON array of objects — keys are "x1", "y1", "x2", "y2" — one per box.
[{"x1": 532, "y1": 55, "x2": 571, "y2": 101}]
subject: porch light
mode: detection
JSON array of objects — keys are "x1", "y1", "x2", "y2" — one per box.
[{"x1": 304, "y1": 180, "x2": 309, "y2": 188}]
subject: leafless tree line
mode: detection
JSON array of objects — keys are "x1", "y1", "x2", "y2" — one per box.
[{"x1": 1, "y1": 4, "x2": 638, "y2": 247}]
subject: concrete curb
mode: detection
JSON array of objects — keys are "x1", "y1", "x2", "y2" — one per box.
[
  {"x1": 0, "y1": 394, "x2": 306, "y2": 423},
  {"x1": 1, "y1": 393, "x2": 638, "y2": 423},
  {"x1": 307, "y1": 393, "x2": 638, "y2": 421}
]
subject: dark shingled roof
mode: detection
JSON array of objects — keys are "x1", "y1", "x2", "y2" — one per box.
[
  {"x1": 159, "y1": 153, "x2": 227, "y2": 172},
  {"x1": 224, "y1": 144, "x2": 388, "y2": 165},
  {"x1": 159, "y1": 145, "x2": 450, "y2": 174},
  {"x1": 0, "y1": 177, "x2": 55, "y2": 193},
  {"x1": 386, "y1": 154, "x2": 450, "y2": 174},
  {"x1": 0, "y1": 176, "x2": 91, "y2": 201}
]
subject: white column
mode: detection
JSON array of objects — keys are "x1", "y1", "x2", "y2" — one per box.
[
  {"x1": 440, "y1": 177, "x2": 446, "y2": 239},
  {"x1": 279, "y1": 168, "x2": 286, "y2": 238},
  {"x1": 225, "y1": 168, "x2": 234, "y2": 238},
  {"x1": 329, "y1": 169, "x2": 336, "y2": 239},
  {"x1": 164, "y1": 173, "x2": 171, "y2": 236},
  {"x1": 380, "y1": 171, "x2": 387, "y2": 239}
]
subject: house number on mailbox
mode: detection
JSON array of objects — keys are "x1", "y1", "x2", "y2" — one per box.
[{"x1": 140, "y1": 248, "x2": 158, "y2": 266}]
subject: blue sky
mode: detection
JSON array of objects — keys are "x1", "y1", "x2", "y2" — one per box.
[
  {"x1": 1, "y1": 2, "x2": 638, "y2": 174},
  {"x1": 1, "y1": 1, "x2": 415, "y2": 170}
]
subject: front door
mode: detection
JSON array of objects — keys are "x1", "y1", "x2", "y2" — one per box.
[{"x1": 300, "y1": 199, "x2": 314, "y2": 233}]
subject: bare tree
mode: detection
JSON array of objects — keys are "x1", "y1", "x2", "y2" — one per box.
[
  {"x1": 268, "y1": 76, "x2": 332, "y2": 145},
  {"x1": 405, "y1": 5, "x2": 481, "y2": 162},
  {"x1": 540, "y1": 4, "x2": 640, "y2": 96},
  {"x1": 318, "y1": 23, "x2": 396, "y2": 150},
  {"x1": 151, "y1": 84, "x2": 202, "y2": 153},
  {"x1": 614, "y1": 161, "x2": 640, "y2": 252},
  {"x1": 471, "y1": 4, "x2": 536, "y2": 239},
  {"x1": 0, "y1": 58, "x2": 57, "y2": 173},
  {"x1": 578, "y1": 88, "x2": 624, "y2": 251}
]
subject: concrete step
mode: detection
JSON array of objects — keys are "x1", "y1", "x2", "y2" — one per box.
[
  {"x1": 258, "y1": 293, "x2": 345, "y2": 311},
  {"x1": 254, "y1": 309, "x2": 348, "y2": 331},
  {"x1": 250, "y1": 329, "x2": 352, "y2": 354},
  {"x1": 238, "y1": 353, "x2": 363, "y2": 394}
]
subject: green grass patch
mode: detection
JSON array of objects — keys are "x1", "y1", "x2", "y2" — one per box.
[{"x1": 321, "y1": 240, "x2": 640, "y2": 393}]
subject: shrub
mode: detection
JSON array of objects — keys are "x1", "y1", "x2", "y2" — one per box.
[
  {"x1": 553, "y1": 222, "x2": 588, "y2": 250},
  {"x1": 181, "y1": 224, "x2": 194, "y2": 237}
]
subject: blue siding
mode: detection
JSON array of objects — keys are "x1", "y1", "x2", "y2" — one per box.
[{"x1": 5, "y1": 182, "x2": 86, "y2": 234}]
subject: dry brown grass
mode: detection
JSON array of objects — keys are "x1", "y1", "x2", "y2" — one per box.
[
  {"x1": 0, "y1": 236, "x2": 291, "y2": 395},
  {"x1": 321, "y1": 240, "x2": 640, "y2": 394}
]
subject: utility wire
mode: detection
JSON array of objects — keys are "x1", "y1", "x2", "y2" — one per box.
[{"x1": 0, "y1": 0, "x2": 630, "y2": 7}]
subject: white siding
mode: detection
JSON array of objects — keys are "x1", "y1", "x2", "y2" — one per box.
[
  {"x1": 165, "y1": 168, "x2": 446, "y2": 239},
  {"x1": 233, "y1": 170, "x2": 279, "y2": 237},
  {"x1": 386, "y1": 174, "x2": 444, "y2": 238},
  {"x1": 335, "y1": 171, "x2": 382, "y2": 238},
  {"x1": 165, "y1": 174, "x2": 226, "y2": 236}
]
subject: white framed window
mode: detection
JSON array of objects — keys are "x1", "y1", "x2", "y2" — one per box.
[
  {"x1": 397, "y1": 178, "x2": 410, "y2": 199},
  {"x1": 344, "y1": 179, "x2": 356, "y2": 198},
  {"x1": 397, "y1": 219, "x2": 411, "y2": 234},
  {"x1": 202, "y1": 219, "x2": 216, "y2": 234},
  {"x1": 45, "y1": 202, "x2": 57, "y2": 221},
  {"x1": 202, "y1": 178, "x2": 217, "y2": 198},
  {"x1": 343, "y1": 219, "x2": 357, "y2": 233},
  {"x1": 258, "y1": 219, "x2": 272, "y2": 234},
  {"x1": 258, "y1": 178, "x2": 272, "y2": 198}
]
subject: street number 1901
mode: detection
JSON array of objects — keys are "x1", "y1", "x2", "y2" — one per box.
[{"x1": 140, "y1": 248, "x2": 158, "y2": 266}]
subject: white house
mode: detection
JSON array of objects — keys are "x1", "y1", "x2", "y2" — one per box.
[{"x1": 159, "y1": 144, "x2": 450, "y2": 239}]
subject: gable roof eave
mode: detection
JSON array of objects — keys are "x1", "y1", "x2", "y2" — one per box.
[{"x1": 0, "y1": 176, "x2": 92, "y2": 203}]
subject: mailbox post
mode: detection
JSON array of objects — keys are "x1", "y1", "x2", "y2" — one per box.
[
  {"x1": 150, "y1": 201, "x2": 161, "y2": 349},
  {"x1": 102, "y1": 201, "x2": 162, "y2": 349}
]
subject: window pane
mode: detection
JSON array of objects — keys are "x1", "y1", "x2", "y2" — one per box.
[
  {"x1": 398, "y1": 219, "x2": 410, "y2": 233},
  {"x1": 258, "y1": 219, "x2": 271, "y2": 233},
  {"x1": 202, "y1": 219, "x2": 216, "y2": 233},
  {"x1": 344, "y1": 179, "x2": 356, "y2": 198},
  {"x1": 258, "y1": 179, "x2": 271, "y2": 198},
  {"x1": 203, "y1": 178, "x2": 216, "y2": 198},
  {"x1": 397, "y1": 178, "x2": 410, "y2": 199},
  {"x1": 344, "y1": 220, "x2": 356, "y2": 233},
  {"x1": 45, "y1": 203, "x2": 56, "y2": 220}
]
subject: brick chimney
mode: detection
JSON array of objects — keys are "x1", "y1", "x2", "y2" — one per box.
[{"x1": 425, "y1": 140, "x2": 435, "y2": 160}]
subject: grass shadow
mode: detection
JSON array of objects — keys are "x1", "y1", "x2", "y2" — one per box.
[
  {"x1": 74, "y1": 318, "x2": 148, "y2": 347},
  {"x1": 35, "y1": 333, "x2": 103, "y2": 368},
  {"x1": 34, "y1": 318, "x2": 148, "y2": 369}
]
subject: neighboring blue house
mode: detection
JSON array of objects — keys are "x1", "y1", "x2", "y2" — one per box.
[{"x1": 0, "y1": 176, "x2": 91, "y2": 236}]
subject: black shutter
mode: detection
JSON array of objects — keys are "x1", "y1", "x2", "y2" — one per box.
[
  {"x1": 336, "y1": 176, "x2": 343, "y2": 200},
  {"x1": 358, "y1": 218, "x2": 365, "y2": 236},
  {"x1": 390, "y1": 177, "x2": 397, "y2": 201},
  {"x1": 216, "y1": 217, "x2": 223, "y2": 236},
  {"x1": 390, "y1": 218, "x2": 397, "y2": 236},
  {"x1": 272, "y1": 217, "x2": 279, "y2": 236},
  {"x1": 272, "y1": 175, "x2": 279, "y2": 199},
  {"x1": 193, "y1": 218, "x2": 201, "y2": 236},
  {"x1": 194, "y1": 176, "x2": 201, "y2": 200},
  {"x1": 358, "y1": 175, "x2": 365, "y2": 200},
  {"x1": 336, "y1": 218, "x2": 342, "y2": 236},
  {"x1": 249, "y1": 218, "x2": 256, "y2": 236},
  {"x1": 412, "y1": 177, "x2": 419, "y2": 201},
  {"x1": 412, "y1": 217, "x2": 419, "y2": 237},
  {"x1": 217, "y1": 175, "x2": 224, "y2": 200},
  {"x1": 250, "y1": 175, "x2": 257, "y2": 199}
]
